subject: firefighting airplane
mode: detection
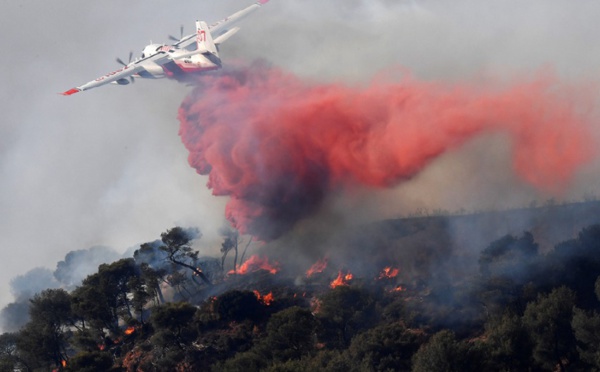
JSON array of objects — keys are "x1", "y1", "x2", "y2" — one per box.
[{"x1": 62, "y1": 0, "x2": 269, "y2": 96}]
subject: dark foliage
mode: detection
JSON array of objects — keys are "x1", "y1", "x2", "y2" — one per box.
[
  {"x1": 316, "y1": 286, "x2": 377, "y2": 349},
  {"x1": 65, "y1": 351, "x2": 115, "y2": 372},
  {"x1": 215, "y1": 290, "x2": 265, "y2": 323},
  {"x1": 412, "y1": 330, "x2": 487, "y2": 372},
  {"x1": 345, "y1": 322, "x2": 424, "y2": 371}
]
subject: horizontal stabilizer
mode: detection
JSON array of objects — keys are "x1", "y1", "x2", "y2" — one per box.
[{"x1": 214, "y1": 27, "x2": 240, "y2": 45}]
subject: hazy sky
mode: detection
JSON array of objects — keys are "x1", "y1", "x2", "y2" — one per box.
[{"x1": 2, "y1": 0, "x2": 600, "y2": 311}]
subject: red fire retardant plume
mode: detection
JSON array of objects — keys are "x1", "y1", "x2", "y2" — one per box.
[{"x1": 178, "y1": 65, "x2": 595, "y2": 241}]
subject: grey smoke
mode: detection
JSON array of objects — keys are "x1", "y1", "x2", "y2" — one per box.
[
  {"x1": 0, "y1": 268, "x2": 60, "y2": 332},
  {"x1": 0, "y1": 245, "x2": 122, "y2": 331},
  {"x1": 53, "y1": 245, "x2": 122, "y2": 289}
]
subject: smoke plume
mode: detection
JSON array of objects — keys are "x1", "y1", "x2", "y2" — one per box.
[{"x1": 178, "y1": 64, "x2": 595, "y2": 241}]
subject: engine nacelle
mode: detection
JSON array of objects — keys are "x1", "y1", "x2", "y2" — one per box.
[
  {"x1": 114, "y1": 78, "x2": 130, "y2": 85},
  {"x1": 141, "y1": 44, "x2": 166, "y2": 59},
  {"x1": 139, "y1": 64, "x2": 165, "y2": 78}
]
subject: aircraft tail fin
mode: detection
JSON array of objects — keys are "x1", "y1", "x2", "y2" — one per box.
[{"x1": 196, "y1": 21, "x2": 219, "y2": 57}]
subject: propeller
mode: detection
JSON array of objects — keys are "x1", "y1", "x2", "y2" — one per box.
[
  {"x1": 115, "y1": 51, "x2": 135, "y2": 84},
  {"x1": 168, "y1": 25, "x2": 184, "y2": 42},
  {"x1": 116, "y1": 51, "x2": 134, "y2": 66}
]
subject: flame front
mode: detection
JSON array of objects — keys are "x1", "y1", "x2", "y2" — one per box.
[
  {"x1": 330, "y1": 270, "x2": 353, "y2": 288},
  {"x1": 253, "y1": 290, "x2": 274, "y2": 306},
  {"x1": 378, "y1": 267, "x2": 399, "y2": 279},
  {"x1": 231, "y1": 255, "x2": 279, "y2": 275},
  {"x1": 306, "y1": 257, "x2": 328, "y2": 278},
  {"x1": 124, "y1": 326, "x2": 135, "y2": 335}
]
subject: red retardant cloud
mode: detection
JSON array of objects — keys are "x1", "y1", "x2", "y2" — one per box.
[{"x1": 178, "y1": 64, "x2": 596, "y2": 241}]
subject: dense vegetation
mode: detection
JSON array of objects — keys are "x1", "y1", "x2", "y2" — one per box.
[{"x1": 3, "y1": 214, "x2": 600, "y2": 371}]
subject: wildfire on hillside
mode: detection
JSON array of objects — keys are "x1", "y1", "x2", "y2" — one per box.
[
  {"x1": 306, "y1": 257, "x2": 328, "y2": 278},
  {"x1": 253, "y1": 290, "x2": 274, "y2": 306},
  {"x1": 378, "y1": 266, "x2": 400, "y2": 279},
  {"x1": 330, "y1": 270, "x2": 353, "y2": 288},
  {"x1": 229, "y1": 255, "x2": 279, "y2": 275},
  {"x1": 390, "y1": 285, "x2": 406, "y2": 292},
  {"x1": 124, "y1": 326, "x2": 136, "y2": 335}
]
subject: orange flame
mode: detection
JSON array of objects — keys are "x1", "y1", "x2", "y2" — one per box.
[
  {"x1": 390, "y1": 285, "x2": 406, "y2": 292},
  {"x1": 378, "y1": 267, "x2": 399, "y2": 279},
  {"x1": 61, "y1": 360, "x2": 67, "y2": 367},
  {"x1": 253, "y1": 290, "x2": 275, "y2": 306},
  {"x1": 330, "y1": 270, "x2": 353, "y2": 288},
  {"x1": 230, "y1": 255, "x2": 279, "y2": 275},
  {"x1": 124, "y1": 326, "x2": 135, "y2": 335},
  {"x1": 306, "y1": 257, "x2": 328, "y2": 277},
  {"x1": 98, "y1": 344, "x2": 106, "y2": 351},
  {"x1": 263, "y1": 292, "x2": 274, "y2": 305}
]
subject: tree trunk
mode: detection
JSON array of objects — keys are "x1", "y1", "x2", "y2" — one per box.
[
  {"x1": 233, "y1": 239, "x2": 239, "y2": 274},
  {"x1": 240, "y1": 239, "x2": 252, "y2": 268},
  {"x1": 168, "y1": 255, "x2": 212, "y2": 286},
  {"x1": 156, "y1": 284, "x2": 165, "y2": 304},
  {"x1": 555, "y1": 331, "x2": 565, "y2": 372}
]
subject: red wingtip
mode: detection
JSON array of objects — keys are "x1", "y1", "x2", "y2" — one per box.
[
  {"x1": 258, "y1": 0, "x2": 269, "y2": 4},
  {"x1": 61, "y1": 88, "x2": 80, "y2": 96}
]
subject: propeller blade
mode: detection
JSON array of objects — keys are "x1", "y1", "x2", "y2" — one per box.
[
  {"x1": 168, "y1": 25, "x2": 185, "y2": 43},
  {"x1": 128, "y1": 51, "x2": 133, "y2": 63},
  {"x1": 130, "y1": 76, "x2": 135, "y2": 84},
  {"x1": 116, "y1": 57, "x2": 127, "y2": 66}
]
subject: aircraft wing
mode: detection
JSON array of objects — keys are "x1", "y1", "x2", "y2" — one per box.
[
  {"x1": 61, "y1": 52, "x2": 171, "y2": 96},
  {"x1": 61, "y1": 64, "x2": 144, "y2": 96},
  {"x1": 174, "y1": 0, "x2": 269, "y2": 50},
  {"x1": 210, "y1": 0, "x2": 269, "y2": 35}
]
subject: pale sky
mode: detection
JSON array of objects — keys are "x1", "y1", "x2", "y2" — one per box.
[{"x1": 2, "y1": 0, "x2": 600, "y2": 313}]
